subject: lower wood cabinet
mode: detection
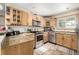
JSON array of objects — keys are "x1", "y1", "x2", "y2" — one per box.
[
  {"x1": 4, "y1": 40, "x2": 34, "y2": 55},
  {"x1": 63, "y1": 34, "x2": 72, "y2": 48},
  {"x1": 56, "y1": 33, "x2": 63, "y2": 45},
  {"x1": 56, "y1": 33, "x2": 77, "y2": 50},
  {"x1": 5, "y1": 45, "x2": 20, "y2": 55},
  {"x1": 71, "y1": 34, "x2": 77, "y2": 50},
  {"x1": 43, "y1": 32, "x2": 48, "y2": 43},
  {"x1": 19, "y1": 41, "x2": 34, "y2": 55}
]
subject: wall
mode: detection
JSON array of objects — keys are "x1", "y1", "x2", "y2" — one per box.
[
  {"x1": 54, "y1": 9, "x2": 79, "y2": 30},
  {"x1": 55, "y1": 10, "x2": 79, "y2": 18},
  {"x1": 7, "y1": 26, "x2": 44, "y2": 33}
]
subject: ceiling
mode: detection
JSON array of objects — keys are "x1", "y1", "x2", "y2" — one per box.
[{"x1": 7, "y1": 3, "x2": 79, "y2": 16}]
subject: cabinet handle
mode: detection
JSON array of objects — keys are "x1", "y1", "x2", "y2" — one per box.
[
  {"x1": 62, "y1": 37, "x2": 64, "y2": 40},
  {"x1": 72, "y1": 39, "x2": 74, "y2": 41},
  {"x1": 15, "y1": 46, "x2": 17, "y2": 48}
]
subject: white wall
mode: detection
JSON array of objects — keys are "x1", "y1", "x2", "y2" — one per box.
[
  {"x1": 8, "y1": 26, "x2": 44, "y2": 33},
  {"x1": 55, "y1": 10, "x2": 79, "y2": 18}
]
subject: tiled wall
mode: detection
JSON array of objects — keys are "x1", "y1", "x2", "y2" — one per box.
[{"x1": 7, "y1": 26, "x2": 44, "y2": 33}]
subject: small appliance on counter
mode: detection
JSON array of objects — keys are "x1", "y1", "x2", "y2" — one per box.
[
  {"x1": 6, "y1": 27, "x2": 20, "y2": 36},
  {"x1": 44, "y1": 27, "x2": 51, "y2": 32},
  {"x1": 0, "y1": 26, "x2": 6, "y2": 35}
]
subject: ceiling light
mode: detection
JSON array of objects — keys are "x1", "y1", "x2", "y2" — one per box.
[
  {"x1": 0, "y1": 4, "x2": 3, "y2": 10},
  {"x1": 66, "y1": 7, "x2": 69, "y2": 10}
]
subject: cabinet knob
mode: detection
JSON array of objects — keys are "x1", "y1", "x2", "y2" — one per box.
[
  {"x1": 15, "y1": 46, "x2": 17, "y2": 48},
  {"x1": 62, "y1": 37, "x2": 64, "y2": 40}
]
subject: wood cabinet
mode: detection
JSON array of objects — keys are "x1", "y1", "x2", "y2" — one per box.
[
  {"x1": 5, "y1": 6, "x2": 45, "y2": 27},
  {"x1": 21, "y1": 11, "x2": 28, "y2": 25},
  {"x1": 4, "y1": 40, "x2": 34, "y2": 55},
  {"x1": 5, "y1": 45, "x2": 20, "y2": 55},
  {"x1": 43, "y1": 32, "x2": 48, "y2": 43},
  {"x1": 19, "y1": 40, "x2": 34, "y2": 55},
  {"x1": 63, "y1": 34, "x2": 72, "y2": 48},
  {"x1": 56, "y1": 32, "x2": 77, "y2": 50},
  {"x1": 71, "y1": 34, "x2": 77, "y2": 50},
  {"x1": 50, "y1": 16, "x2": 57, "y2": 29},
  {"x1": 6, "y1": 6, "x2": 22, "y2": 25},
  {"x1": 56, "y1": 33, "x2": 63, "y2": 45},
  {"x1": 32, "y1": 15, "x2": 46, "y2": 27}
]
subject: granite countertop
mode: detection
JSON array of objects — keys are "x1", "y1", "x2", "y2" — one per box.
[
  {"x1": 5, "y1": 33, "x2": 35, "y2": 46},
  {"x1": 0, "y1": 35, "x2": 6, "y2": 48},
  {"x1": 0, "y1": 34, "x2": 6, "y2": 54},
  {"x1": 53, "y1": 29, "x2": 77, "y2": 33}
]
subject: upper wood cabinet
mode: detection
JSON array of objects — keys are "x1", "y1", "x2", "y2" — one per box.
[
  {"x1": 50, "y1": 17, "x2": 57, "y2": 29},
  {"x1": 6, "y1": 6, "x2": 22, "y2": 26},
  {"x1": 21, "y1": 11, "x2": 28, "y2": 25},
  {"x1": 44, "y1": 16, "x2": 57, "y2": 28},
  {"x1": 5, "y1": 6, "x2": 45, "y2": 27},
  {"x1": 32, "y1": 15, "x2": 46, "y2": 27}
]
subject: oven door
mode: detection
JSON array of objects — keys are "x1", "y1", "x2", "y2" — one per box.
[
  {"x1": 36, "y1": 35, "x2": 43, "y2": 48},
  {"x1": 37, "y1": 35, "x2": 43, "y2": 41}
]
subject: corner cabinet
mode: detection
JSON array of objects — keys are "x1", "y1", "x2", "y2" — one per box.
[
  {"x1": 43, "y1": 32, "x2": 48, "y2": 43},
  {"x1": 56, "y1": 32, "x2": 77, "y2": 50}
]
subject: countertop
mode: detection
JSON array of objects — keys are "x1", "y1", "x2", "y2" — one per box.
[
  {"x1": 0, "y1": 35, "x2": 6, "y2": 48},
  {"x1": 55, "y1": 30, "x2": 76, "y2": 32},
  {"x1": 3, "y1": 33, "x2": 35, "y2": 47},
  {"x1": 0, "y1": 34, "x2": 6, "y2": 55}
]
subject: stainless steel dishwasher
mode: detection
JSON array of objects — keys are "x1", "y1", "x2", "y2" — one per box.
[{"x1": 48, "y1": 31, "x2": 56, "y2": 43}]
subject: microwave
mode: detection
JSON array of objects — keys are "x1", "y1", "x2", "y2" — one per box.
[{"x1": 32, "y1": 20, "x2": 41, "y2": 27}]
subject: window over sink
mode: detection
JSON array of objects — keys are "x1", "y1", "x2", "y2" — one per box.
[{"x1": 57, "y1": 16, "x2": 76, "y2": 29}]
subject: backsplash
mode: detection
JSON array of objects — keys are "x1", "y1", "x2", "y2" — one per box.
[{"x1": 7, "y1": 26, "x2": 44, "y2": 33}]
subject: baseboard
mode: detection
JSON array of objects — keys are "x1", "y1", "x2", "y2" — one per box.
[
  {"x1": 44, "y1": 41, "x2": 49, "y2": 44},
  {"x1": 49, "y1": 41, "x2": 77, "y2": 52}
]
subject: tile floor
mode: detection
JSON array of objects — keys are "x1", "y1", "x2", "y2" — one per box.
[{"x1": 34, "y1": 43, "x2": 76, "y2": 55}]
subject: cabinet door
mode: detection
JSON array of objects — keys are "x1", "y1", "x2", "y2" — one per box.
[
  {"x1": 56, "y1": 33, "x2": 63, "y2": 45},
  {"x1": 71, "y1": 34, "x2": 77, "y2": 50},
  {"x1": 5, "y1": 45, "x2": 19, "y2": 55},
  {"x1": 19, "y1": 41, "x2": 34, "y2": 55},
  {"x1": 21, "y1": 11, "x2": 28, "y2": 25},
  {"x1": 63, "y1": 34, "x2": 72, "y2": 48},
  {"x1": 43, "y1": 32, "x2": 48, "y2": 43}
]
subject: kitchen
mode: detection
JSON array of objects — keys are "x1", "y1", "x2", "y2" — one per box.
[{"x1": 0, "y1": 3, "x2": 79, "y2": 55}]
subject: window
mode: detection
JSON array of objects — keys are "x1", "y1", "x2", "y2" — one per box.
[
  {"x1": 57, "y1": 16, "x2": 76, "y2": 29},
  {"x1": 66, "y1": 16, "x2": 76, "y2": 28}
]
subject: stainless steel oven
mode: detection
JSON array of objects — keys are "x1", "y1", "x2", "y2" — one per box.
[{"x1": 35, "y1": 32, "x2": 43, "y2": 48}]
